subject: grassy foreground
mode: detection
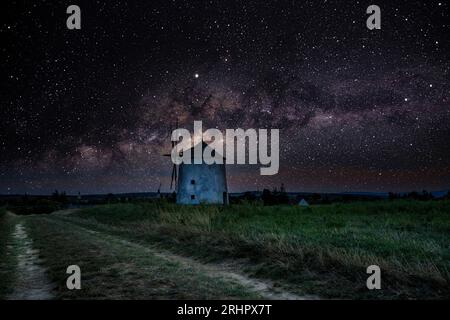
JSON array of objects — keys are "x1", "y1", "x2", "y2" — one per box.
[
  {"x1": 64, "y1": 200, "x2": 450, "y2": 299},
  {"x1": 0, "y1": 208, "x2": 18, "y2": 298},
  {"x1": 1, "y1": 200, "x2": 449, "y2": 299},
  {"x1": 20, "y1": 216, "x2": 261, "y2": 299}
]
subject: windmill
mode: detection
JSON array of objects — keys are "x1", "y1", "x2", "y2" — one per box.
[
  {"x1": 163, "y1": 94, "x2": 228, "y2": 205},
  {"x1": 175, "y1": 140, "x2": 228, "y2": 205},
  {"x1": 163, "y1": 120, "x2": 180, "y2": 190}
]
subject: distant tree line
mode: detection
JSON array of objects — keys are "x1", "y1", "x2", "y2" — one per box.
[
  {"x1": 1, "y1": 188, "x2": 448, "y2": 213},
  {"x1": 232, "y1": 184, "x2": 290, "y2": 205},
  {"x1": 51, "y1": 190, "x2": 68, "y2": 203},
  {"x1": 232, "y1": 188, "x2": 450, "y2": 206},
  {"x1": 388, "y1": 190, "x2": 436, "y2": 201},
  {"x1": 1, "y1": 190, "x2": 69, "y2": 215}
]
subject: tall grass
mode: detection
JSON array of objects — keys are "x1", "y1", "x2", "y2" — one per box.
[
  {"x1": 0, "y1": 208, "x2": 17, "y2": 298},
  {"x1": 74, "y1": 200, "x2": 450, "y2": 298}
]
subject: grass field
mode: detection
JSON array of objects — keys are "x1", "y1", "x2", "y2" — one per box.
[
  {"x1": 1, "y1": 200, "x2": 449, "y2": 299},
  {"x1": 0, "y1": 208, "x2": 18, "y2": 298}
]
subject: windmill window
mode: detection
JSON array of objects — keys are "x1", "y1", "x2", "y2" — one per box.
[
  {"x1": 191, "y1": 179, "x2": 195, "y2": 185},
  {"x1": 191, "y1": 195, "x2": 196, "y2": 200}
]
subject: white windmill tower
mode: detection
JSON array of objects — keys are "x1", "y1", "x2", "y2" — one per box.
[{"x1": 164, "y1": 121, "x2": 228, "y2": 205}]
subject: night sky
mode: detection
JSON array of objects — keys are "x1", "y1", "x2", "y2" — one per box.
[{"x1": 1, "y1": 0, "x2": 449, "y2": 194}]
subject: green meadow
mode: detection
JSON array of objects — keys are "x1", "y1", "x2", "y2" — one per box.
[
  {"x1": 1, "y1": 200, "x2": 449, "y2": 299},
  {"x1": 68, "y1": 200, "x2": 450, "y2": 299}
]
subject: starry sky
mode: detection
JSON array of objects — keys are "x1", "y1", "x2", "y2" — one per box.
[{"x1": 1, "y1": 0, "x2": 449, "y2": 194}]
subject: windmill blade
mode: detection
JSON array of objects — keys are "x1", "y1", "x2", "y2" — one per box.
[
  {"x1": 171, "y1": 121, "x2": 175, "y2": 148},
  {"x1": 174, "y1": 164, "x2": 178, "y2": 188},
  {"x1": 168, "y1": 119, "x2": 180, "y2": 190},
  {"x1": 170, "y1": 119, "x2": 181, "y2": 156},
  {"x1": 170, "y1": 164, "x2": 176, "y2": 189}
]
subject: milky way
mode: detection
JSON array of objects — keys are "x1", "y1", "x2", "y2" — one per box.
[{"x1": 1, "y1": 0, "x2": 449, "y2": 194}]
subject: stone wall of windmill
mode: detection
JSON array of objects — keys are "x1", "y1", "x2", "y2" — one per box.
[{"x1": 176, "y1": 160, "x2": 228, "y2": 205}]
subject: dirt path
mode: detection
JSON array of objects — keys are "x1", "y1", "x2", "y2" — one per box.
[
  {"x1": 7, "y1": 223, "x2": 54, "y2": 300},
  {"x1": 149, "y1": 248, "x2": 312, "y2": 300},
  {"x1": 52, "y1": 217, "x2": 317, "y2": 300}
]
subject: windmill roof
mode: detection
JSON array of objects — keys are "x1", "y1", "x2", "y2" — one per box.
[{"x1": 181, "y1": 141, "x2": 226, "y2": 160}]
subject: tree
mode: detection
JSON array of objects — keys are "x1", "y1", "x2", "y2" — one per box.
[{"x1": 262, "y1": 189, "x2": 274, "y2": 206}]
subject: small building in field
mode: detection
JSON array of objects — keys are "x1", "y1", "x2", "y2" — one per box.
[{"x1": 298, "y1": 199, "x2": 309, "y2": 207}]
